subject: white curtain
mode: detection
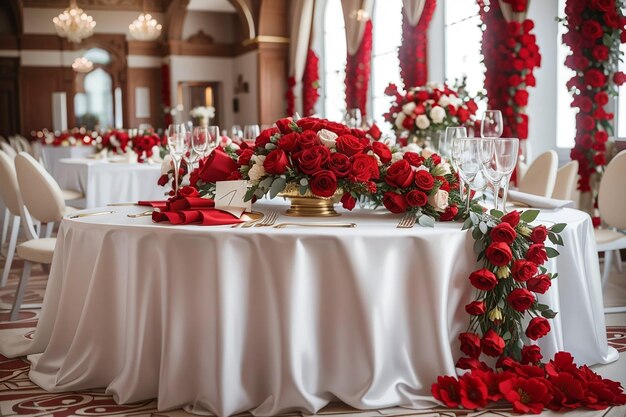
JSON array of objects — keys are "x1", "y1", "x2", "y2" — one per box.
[
  {"x1": 289, "y1": 0, "x2": 315, "y2": 115},
  {"x1": 341, "y1": 0, "x2": 374, "y2": 56},
  {"x1": 498, "y1": 0, "x2": 530, "y2": 22},
  {"x1": 402, "y1": 0, "x2": 426, "y2": 26}
]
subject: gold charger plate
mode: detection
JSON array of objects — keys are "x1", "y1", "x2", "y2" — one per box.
[{"x1": 241, "y1": 211, "x2": 263, "y2": 222}]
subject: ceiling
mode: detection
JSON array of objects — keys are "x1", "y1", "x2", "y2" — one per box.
[
  {"x1": 22, "y1": 0, "x2": 237, "y2": 13},
  {"x1": 186, "y1": 0, "x2": 236, "y2": 13}
]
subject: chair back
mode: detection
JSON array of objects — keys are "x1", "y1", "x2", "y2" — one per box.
[
  {"x1": 598, "y1": 150, "x2": 626, "y2": 230},
  {"x1": 14, "y1": 152, "x2": 65, "y2": 224},
  {"x1": 0, "y1": 150, "x2": 22, "y2": 216},
  {"x1": 0, "y1": 142, "x2": 16, "y2": 158},
  {"x1": 518, "y1": 150, "x2": 558, "y2": 197},
  {"x1": 552, "y1": 160, "x2": 579, "y2": 201}
]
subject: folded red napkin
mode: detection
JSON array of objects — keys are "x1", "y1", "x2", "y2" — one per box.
[{"x1": 142, "y1": 196, "x2": 243, "y2": 226}]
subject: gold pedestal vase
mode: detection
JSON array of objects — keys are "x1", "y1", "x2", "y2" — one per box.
[{"x1": 278, "y1": 184, "x2": 342, "y2": 217}]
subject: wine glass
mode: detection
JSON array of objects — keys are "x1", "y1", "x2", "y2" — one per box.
[
  {"x1": 207, "y1": 125, "x2": 220, "y2": 153},
  {"x1": 243, "y1": 125, "x2": 260, "y2": 146},
  {"x1": 344, "y1": 108, "x2": 362, "y2": 128},
  {"x1": 494, "y1": 138, "x2": 520, "y2": 212},
  {"x1": 231, "y1": 125, "x2": 243, "y2": 142},
  {"x1": 479, "y1": 138, "x2": 504, "y2": 210},
  {"x1": 451, "y1": 137, "x2": 482, "y2": 212},
  {"x1": 481, "y1": 110, "x2": 503, "y2": 138},
  {"x1": 192, "y1": 127, "x2": 209, "y2": 159},
  {"x1": 167, "y1": 128, "x2": 187, "y2": 194}
]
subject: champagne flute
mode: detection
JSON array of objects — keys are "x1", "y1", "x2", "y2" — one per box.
[
  {"x1": 481, "y1": 110, "x2": 503, "y2": 138},
  {"x1": 207, "y1": 125, "x2": 220, "y2": 153},
  {"x1": 231, "y1": 125, "x2": 243, "y2": 142},
  {"x1": 494, "y1": 138, "x2": 520, "y2": 212},
  {"x1": 452, "y1": 137, "x2": 481, "y2": 212},
  {"x1": 192, "y1": 127, "x2": 209, "y2": 159},
  {"x1": 480, "y1": 138, "x2": 505, "y2": 211},
  {"x1": 167, "y1": 130, "x2": 187, "y2": 194},
  {"x1": 443, "y1": 127, "x2": 467, "y2": 201},
  {"x1": 243, "y1": 125, "x2": 260, "y2": 146}
]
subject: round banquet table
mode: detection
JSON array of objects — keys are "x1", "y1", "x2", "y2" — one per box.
[
  {"x1": 55, "y1": 158, "x2": 164, "y2": 208},
  {"x1": 0, "y1": 201, "x2": 617, "y2": 416},
  {"x1": 41, "y1": 145, "x2": 95, "y2": 179}
]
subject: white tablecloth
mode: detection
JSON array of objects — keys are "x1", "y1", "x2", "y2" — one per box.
[
  {"x1": 41, "y1": 145, "x2": 95, "y2": 179},
  {"x1": 55, "y1": 158, "x2": 164, "y2": 208},
  {"x1": 0, "y1": 202, "x2": 616, "y2": 416}
]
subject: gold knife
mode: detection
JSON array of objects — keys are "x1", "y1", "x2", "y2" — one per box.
[
  {"x1": 273, "y1": 222, "x2": 357, "y2": 228},
  {"x1": 69, "y1": 210, "x2": 115, "y2": 219}
]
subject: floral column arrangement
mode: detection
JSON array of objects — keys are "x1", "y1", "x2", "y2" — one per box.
[
  {"x1": 302, "y1": 49, "x2": 321, "y2": 116},
  {"x1": 561, "y1": 0, "x2": 626, "y2": 203},
  {"x1": 398, "y1": 0, "x2": 437, "y2": 88},
  {"x1": 345, "y1": 20, "x2": 373, "y2": 117}
]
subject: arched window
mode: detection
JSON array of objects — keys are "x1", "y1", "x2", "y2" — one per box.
[
  {"x1": 322, "y1": 0, "x2": 347, "y2": 122},
  {"x1": 84, "y1": 68, "x2": 114, "y2": 129},
  {"x1": 83, "y1": 48, "x2": 111, "y2": 65},
  {"x1": 371, "y1": 0, "x2": 403, "y2": 130}
]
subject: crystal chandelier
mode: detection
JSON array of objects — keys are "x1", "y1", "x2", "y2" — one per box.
[
  {"x1": 72, "y1": 57, "x2": 93, "y2": 73},
  {"x1": 52, "y1": 0, "x2": 96, "y2": 44},
  {"x1": 129, "y1": 10, "x2": 162, "y2": 41}
]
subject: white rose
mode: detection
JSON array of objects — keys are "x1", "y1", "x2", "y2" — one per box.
[
  {"x1": 317, "y1": 129, "x2": 338, "y2": 148},
  {"x1": 421, "y1": 148, "x2": 434, "y2": 158},
  {"x1": 430, "y1": 106, "x2": 446, "y2": 124},
  {"x1": 440, "y1": 162, "x2": 452, "y2": 175},
  {"x1": 438, "y1": 95, "x2": 450, "y2": 108},
  {"x1": 391, "y1": 151, "x2": 404, "y2": 163},
  {"x1": 110, "y1": 135, "x2": 120, "y2": 147},
  {"x1": 248, "y1": 158, "x2": 266, "y2": 184},
  {"x1": 428, "y1": 189, "x2": 449, "y2": 212},
  {"x1": 160, "y1": 155, "x2": 172, "y2": 174},
  {"x1": 415, "y1": 114, "x2": 430, "y2": 130},
  {"x1": 413, "y1": 165, "x2": 429, "y2": 173},
  {"x1": 402, "y1": 102, "x2": 416, "y2": 115},
  {"x1": 395, "y1": 112, "x2": 407, "y2": 130},
  {"x1": 403, "y1": 143, "x2": 422, "y2": 154}
]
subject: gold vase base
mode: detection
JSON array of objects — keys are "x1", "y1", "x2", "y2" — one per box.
[{"x1": 284, "y1": 196, "x2": 340, "y2": 217}]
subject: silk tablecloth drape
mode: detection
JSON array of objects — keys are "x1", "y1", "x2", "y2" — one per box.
[{"x1": 0, "y1": 203, "x2": 616, "y2": 416}]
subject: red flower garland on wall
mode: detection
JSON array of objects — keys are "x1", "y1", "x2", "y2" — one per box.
[
  {"x1": 398, "y1": 0, "x2": 437, "y2": 88},
  {"x1": 562, "y1": 0, "x2": 626, "y2": 192},
  {"x1": 345, "y1": 20, "x2": 373, "y2": 118},
  {"x1": 478, "y1": 0, "x2": 541, "y2": 181},
  {"x1": 302, "y1": 49, "x2": 320, "y2": 116}
]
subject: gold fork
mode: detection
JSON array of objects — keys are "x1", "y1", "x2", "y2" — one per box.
[
  {"x1": 253, "y1": 211, "x2": 279, "y2": 227},
  {"x1": 396, "y1": 212, "x2": 416, "y2": 229},
  {"x1": 127, "y1": 210, "x2": 154, "y2": 218}
]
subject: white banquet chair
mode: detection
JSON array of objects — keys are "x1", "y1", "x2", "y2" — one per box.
[
  {"x1": 10, "y1": 152, "x2": 66, "y2": 320},
  {"x1": 596, "y1": 151, "x2": 626, "y2": 312},
  {"x1": 552, "y1": 160, "x2": 579, "y2": 203},
  {"x1": 0, "y1": 142, "x2": 16, "y2": 158},
  {"x1": 0, "y1": 151, "x2": 23, "y2": 287},
  {"x1": 518, "y1": 150, "x2": 558, "y2": 197}
]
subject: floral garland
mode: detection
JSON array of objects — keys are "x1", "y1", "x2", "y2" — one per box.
[
  {"x1": 100, "y1": 129, "x2": 130, "y2": 154},
  {"x1": 302, "y1": 49, "x2": 320, "y2": 116},
  {"x1": 33, "y1": 128, "x2": 97, "y2": 147},
  {"x1": 345, "y1": 20, "x2": 373, "y2": 117},
  {"x1": 131, "y1": 131, "x2": 165, "y2": 163},
  {"x1": 478, "y1": 0, "x2": 541, "y2": 182},
  {"x1": 398, "y1": 0, "x2": 437, "y2": 88},
  {"x1": 432, "y1": 208, "x2": 626, "y2": 412},
  {"x1": 561, "y1": 0, "x2": 626, "y2": 192}
]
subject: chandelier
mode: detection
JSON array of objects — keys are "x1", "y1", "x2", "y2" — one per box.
[
  {"x1": 52, "y1": 0, "x2": 96, "y2": 43},
  {"x1": 72, "y1": 57, "x2": 93, "y2": 73},
  {"x1": 129, "y1": 13, "x2": 162, "y2": 41}
]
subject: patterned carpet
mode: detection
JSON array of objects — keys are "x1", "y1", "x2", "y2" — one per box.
[{"x1": 0, "y1": 255, "x2": 625, "y2": 416}]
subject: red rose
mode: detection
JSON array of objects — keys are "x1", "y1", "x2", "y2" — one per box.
[
  {"x1": 592, "y1": 45, "x2": 609, "y2": 61},
  {"x1": 521, "y1": 345, "x2": 543, "y2": 365},
  {"x1": 297, "y1": 130, "x2": 320, "y2": 149},
  {"x1": 614, "y1": 71, "x2": 626, "y2": 86},
  {"x1": 275, "y1": 117, "x2": 293, "y2": 134},
  {"x1": 278, "y1": 132, "x2": 300, "y2": 152},
  {"x1": 430, "y1": 154, "x2": 442, "y2": 165},
  {"x1": 341, "y1": 193, "x2": 356, "y2": 211},
  {"x1": 486, "y1": 242, "x2": 513, "y2": 267},
  {"x1": 530, "y1": 225, "x2": 548, "y2": 243},
  {"x1": 595, "y1": 91, "x2": 609, "y2": 105},
  {"x1": 309, "y1": 170, "x2": 337, "y2": 198},
  {"x1": 414, "y1": 170, "x2": 435, "y2": 191},
  {"x1": 595, "y1": 130, "x2": 609, "y2": 143},
  {"x1": 372, "y1": 141, "x2": 391, "y2": 163},
  {"x1": 198, "y1": 148, "x2": 239, "y2": 183},
  {"x1": 439, "y1": 205, "x2": 458, "y2": 221},
  {"x1": 238, "y1": 148, "x2": 254, "y2": 167},
  {"x1": 328, "y1": 153, "x2": 351, "y2": 178},
  {"x1": 511, "y1": 260, "x2": 538, "y2": 282},
  {"x1": 459, "y1": 332, "x2": 482, "y2": 358},
  {"x1": 459, "y1": 374, "x2": 489, "y2": 410},
  {"x1": 501, "y1": 211, "x2": 520, "y2": 227},
  {"x1": 526, "y1": 243, "x2": 548, "y2": 265},
  {"x1": 297, "y1": 146, "x2": 330, "y2": 175},
  {"x1": 405, "y1": 190, "x2": 428, "y2": 207},
  {"x1": 382, "y1": 192, "x2": 408, "y2": 213},
  {"x1": 431, "y1": 376, "x2": 461, "y2": 408},
  {"x1": 336, "y1": 134, "x2": 366, "y2": 156},
  {"x1": 403, "y1": 152, "x2": 423, "y2": 167},
  {"x1": 157, "y1": 174, "x2": 169, "y2": 187},
  {"x1": 481, "y1": 328, "x2": 505, "y2": 357},
  {"x1": 499, "y1": 377, "x2": 552, "y2": 414},
  {"x1": 526, "y1": 317, "x2": 551, "y2": 340},
  {"x1": 594, "y1": 153, "x2": 606, "y2": 166},
  {"x1": 591, "y1": 0, "x2": 614, "y2": 12},
  {"x1": 255, "y1": 127, "x2": 278, "y2": 149},
  {"x1": 514, "y1": 90, "x2": 529, "y2": 107},
  {"x1": 469, "y1": 268, "x2": 498, "y2": 291},
  {"x1": 385, "y1": 160, "x2": 415, "y2": 188},
  {"x1": 296, "y1": 117, "x2": 324, "y2": 132},
  {"x1": 351, "y1": 154, "x2": 378, "y2": 182},
  {"x1": 465, "y1": 301, "x2": 486, "y2": 315},
  {"x1": 263, "y1": 149, "x2": 290, "y2": 175},
  {"x1": 507, "y1": 288, "x2": 536, "y2": 312},
  {"x1": 584, "y1": 69, "x2": 606, "y2": 88},
  {"x1": 490, "y1": 222, "x2": 517, "y2": 244},
  {"x1": 579, "y1": 115, "x2": 596, "y2": 131},
  {"x1": 581, "y1": 20, "x2": 603, "y2": 39},
  {"x1": 367, "y1": 124, "x2": 382, "y2": 140},
  {"x1": 527, "y1": 274, "x2": 552, "y2": 294}
]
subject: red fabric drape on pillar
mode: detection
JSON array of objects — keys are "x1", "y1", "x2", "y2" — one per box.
[
  {"x1": 345, "y1": 20, "x2": 373, "y2": 118},
  {"x1": 398, "y1": 0, "x2": 436, "y2": 89}
]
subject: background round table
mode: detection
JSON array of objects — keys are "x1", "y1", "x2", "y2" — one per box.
[
  {"x1": 40, "y1": 145, "x2": 95, "y2": 180},
  {"x1": 0, "y1": 201, "x2": 616, "y2": 416}
]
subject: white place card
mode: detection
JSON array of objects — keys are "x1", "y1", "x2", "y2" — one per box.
[{"x1": 215, "y1": 180, "x2": 252, "y2": 218}]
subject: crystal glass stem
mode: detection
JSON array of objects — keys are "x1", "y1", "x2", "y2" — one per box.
[
  {"x1": 501, "y1": 174, "x2": 511, "y2": 213},
  {"x1": 172, "y1": 156, "x2": 181, "y2": 194}
]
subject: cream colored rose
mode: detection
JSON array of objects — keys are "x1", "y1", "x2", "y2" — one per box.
[
  {"x1": 161, "y1": 155, "x2": 173, "y2": 174},
  {"x1": 395, "y1": 112, "x2": 407, "y2": 130},
  {"x1": 421, "y1": 148, "x2": 434, "y2": 158},
  {"x1": 402, "y1": 143, "x2": 422, "y2": 154},
  {"x1": 415, "y1": 114, "x2": 430, "y2": 130},
  {"x1": 391, "y1": 151, "x2": 404, "y2": 163},
  {"x1": 248, "y1": 156, "x2": 267, "y2": 184},
  {"x1": 430, "y1": 106, "x2": 446, "y2": 124},
  {"x1": 438, "y1": 95, "x2": 450, "y2": 107},
  {"x1": 317, "y1": 129, "x2": 338, "y2": 148},
  {"x1": 428, "y1": 189, "x2": 449, "y2": 212},
  {"x1": 402, "y1": 102, "x2": 416, "y2": 114},
  {"x1": 440, "y1": 162, "x2": 452, "y2": 175}
]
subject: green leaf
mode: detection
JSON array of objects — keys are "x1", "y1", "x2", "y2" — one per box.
[
  {"x1": 461, "y1": 217, "x2": 473, "y2": 230},
  {"x1": 472, "y1": 226, "x2": 482, "y2": 240},
  {"x1": 556, "y1": 234, "x2": 564, "y2": 246},
  {"x1": 269, "y1": 177, "x2": 286, "y2": 199},
  {"x1": 548, "y1": 233, "x2": 559, "y2": 245},
  {"x1": 550, "y1": 223, "x2": 566, "y2": 233},
  {"x1": 244, "y1": 187, "x2": 256, "y2": 202},
  {"x1": 520, "y1": 209, "x2": 540, "y2": 223},
  {"x1": 536, "y1": 303, "x2": 550, "y2": 311},
  {"x1": 490, "y1": 209, "x2": 504, "y2": 219},
  {"x1": 254, "y1": 188, "x2": 265, "y2": 199},
  {"x1": 542, "y1": 309, "x2": 558, "y2": 319},
  {"x1": 259, "y1": 176, "x2": 274, "y2": 189},
  {"x1": 418, "y1": 215, "x2": 435, "y2": 228},
  {"x1": 545, "y1": 247, "x2": 560, "y2": 258},
  {"x1": 473, "y1": 238, "x2": 484, "y2": 254},
  {"x1": 479, "y1": 221, "x2": 488, "y2": 235},
  {"x1": 299, "y1": 184, "x2": 308, "y2": 195}
]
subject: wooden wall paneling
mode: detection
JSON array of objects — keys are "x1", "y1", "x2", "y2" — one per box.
[
  {"x1": 19, "y1": 67, "x2": 65, "y2": 134},
  {"x1": 127, "y1": 67, "x2": 163, "y2": 128},
  {"x1": 0, "y1": 58, "x2": 20, "y2": 136},
  {"x1": 257, "y1": 42, "x2": 287, "y2": 124}
]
